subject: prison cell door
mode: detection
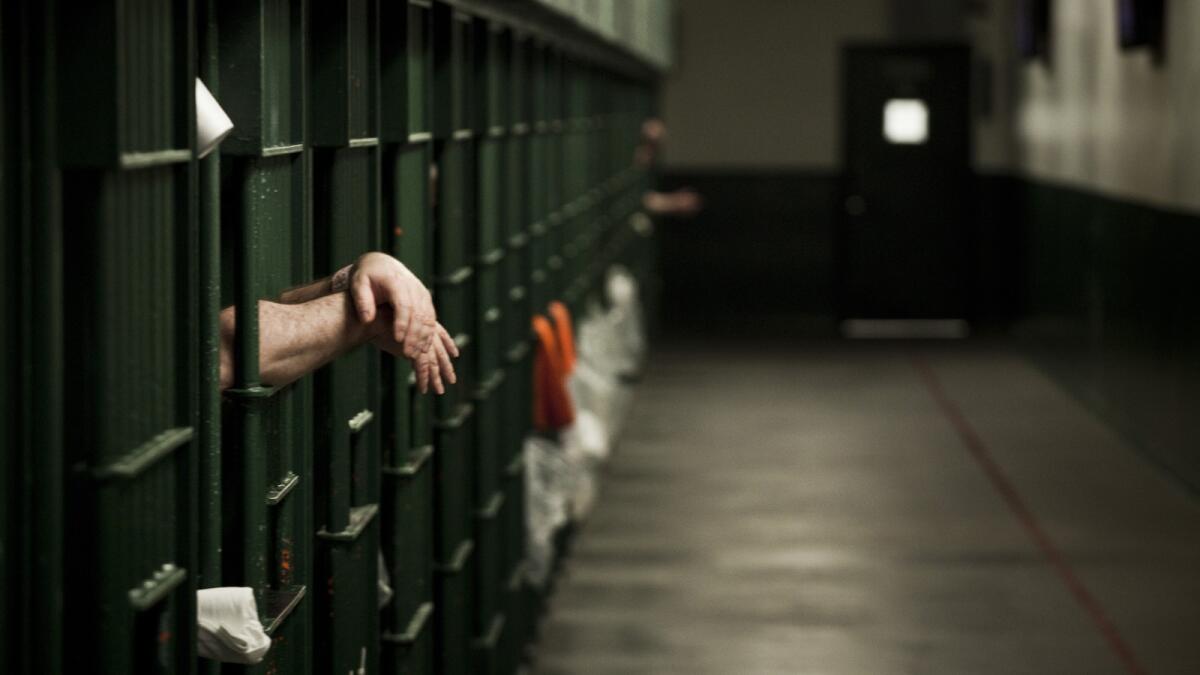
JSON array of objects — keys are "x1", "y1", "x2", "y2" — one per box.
[{"x1": 839, "y1": 45, "x2": 971, "y2": 328}]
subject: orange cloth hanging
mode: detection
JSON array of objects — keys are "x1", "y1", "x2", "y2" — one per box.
[
  {"x1": 532, "y1": 314, "x2": 575, "y2": 432},
  {"x1": 547, "y1": 301, "x2": 577, "y2": 375}
]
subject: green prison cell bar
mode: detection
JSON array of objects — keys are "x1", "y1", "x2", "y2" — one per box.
[
  {"x1": 501, "y1": 27, "x2": 535, "y2": 670},
  {"x1": 592, "y1": 68, "x2": 614, "y2": 305},
  {"x1": 309, "y1": 0, "x2": 383, "y2": 673},
  {"x1": 569, "y1": 62, "x2": 595, "y2": 309},
  {"x1": 56, "y1": 0, "x2": 200, "y2": 672},
  {"x1": 543, "y1": 46, "x2": 567, "y2": 305},
  {"x1": 1, "y1": 7, "x2": 14, "y2": 670},
  {"x1": 523, "y1": 35, "x2": 554, "y2": 623},
  {"x1": 561, "y1": 58, "x2": 588, "y2": 307},
  {"x1": 573, "y1": 65, "x2": 598, "y2": 310},
  {"x1": 432, "y1": 5, "x2": 478, "y2": 673},
  {"x1": 195, "y1": 8, "x2": 222, "y2": 668},
  {"x1": 592, "y1": 74, "x2": 627, "y2": 304},
  {"x1": 3, "y1": 1, "x2": 67, "y2": 670},
  {"x1": 601, "y1": 75, "x2": 626, "y2": 297},
  {"x1": 379, "y1": 1, "x2": 437, "y2": 673},
  {"x1": 526, "y1": 41, "x2": 549, "y2": 315},
  {"x1": 0, "y1": 9, "x2": 8, "y2": 661},
  {"x1": 470, "y1": 17, "x2": 508, "y2": 674},
  {"x1": 215, "y1": 0, "x2": 314, "y2": 671}
]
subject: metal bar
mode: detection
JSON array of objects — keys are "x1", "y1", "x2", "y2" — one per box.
[
  {"x1": 127, "y1": 564, "x2": 187, "y2": 611},
  {"x1": 317, "y1": 503, "x2": 380, "y2": 543},
  {"x1": 261, "y1": 143, "x2": 305, "y2": 157},
  {"x1": 380, "y1": 601, "x2": 434, "y2": 644},
  {"x1": 258, "y1": 584, "x2": 307, "y2": 634},
  {"x1": 348, "y1": 409, "x2": 375, "y2": 432},
  {"x1": 265, "y1": 471, "x2": 301, "y2": 505},
  {"x1": 434, "y1": 539, "x2": 474, "y2": 574},
  {"x1": 92, "y1": 427, "x2": 195, "y2": 481},
  {"x1": 474, "y1": 491, "x2": 504, "y2": 519},
  {"x1": 435, "y1": 402, "x2": 475, "y2": 430},
  {"x1": 381, "y1": 444, "x2": 435, "y2": 477},
  {"x1": 472, "y1": 613, "x2": 505, "y2": 650},
  {"x1": 117, "y1": 148, "x2": 192, "y2": 168}
]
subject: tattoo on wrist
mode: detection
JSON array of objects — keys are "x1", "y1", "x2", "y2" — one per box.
[{"x1": 331, "y1": 264, "x2": 353, "y2": 293}]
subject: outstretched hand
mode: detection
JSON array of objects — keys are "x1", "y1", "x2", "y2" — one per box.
[
  {"x1": 642, "y1": 188, "x2": 704, "y2": 218},
  {"x1": 348, "y1": 252, "x2": 436, "y2": 358},
  {"x1": 374, "y1": 321, "x2": 460, "y2": 394}
]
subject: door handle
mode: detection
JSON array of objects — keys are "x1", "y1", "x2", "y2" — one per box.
[{"x1": 844, "y1": 194, "x2": 867, "y2": 216}]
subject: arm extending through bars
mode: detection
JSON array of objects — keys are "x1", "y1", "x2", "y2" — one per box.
[
  {"x1": 219, "y1": 292, "x2": 383, "y2": 391},
  {"x1": 218, "y1": 290, "x2": 458, "y2": 395},
  {"x1": 276, "y1": 252, "x2": 438, "y2": 359}
]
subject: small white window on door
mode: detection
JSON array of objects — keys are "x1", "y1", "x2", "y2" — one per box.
[{"x1": 882, "y1": 98, "x2": 928, "y2": 144}]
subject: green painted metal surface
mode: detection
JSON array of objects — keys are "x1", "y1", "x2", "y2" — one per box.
[
  {"x1": 312, "y1": 146, "x2": 382, "y2": 675},
  {"x1": 5, "y1": 1, "x2": 660, "y2": 672}
]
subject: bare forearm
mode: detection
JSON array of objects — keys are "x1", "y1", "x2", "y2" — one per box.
[
  {"x1": 219, "y1": 294, "x2": 384, "y2": 390},
  {"x1": 276, "y1": 276, "x2": 333, "y2": 304},
  {"x1": 277, "y1": 263, "x2": 354, "y2": 304}
]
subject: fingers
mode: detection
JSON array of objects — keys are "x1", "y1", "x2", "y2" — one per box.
[
  {"x1": 408, "y1": 314, "x2": 434, "y2": 357},
  {"x1": 401, "y1": 287, "x2": 432, "y2": 357},
  {"x1": 414, "y1": 354, "x2": 430, "y2": 394},
  {"x1": 417, "y1": 349, "x2": 443, "y2": 395},
  {"x1": 392, "y1": 277, "x2": 433, "y2": 356},
  {"x1": 403, "y1": 334, "x2": 452, "y2": 396},
  {"x1": 347, "y1": 254, "x2": 440, "y2": 361},
  {"x1": 429, "y1": 357, "x2": 445, "y2": 395},
  {"x1": 437, "y1": 323, "x2": 459, "y2": 358},
  {"x1": 412, "y1": 287, "x2": 436, "y2": 354},
  {"x1": 350, "y1": 278, "x2": 376, "y2": 323},
  {"x1": 372, "y1": 274, "x2": 411, "y2": 345},
  {"x1": 434, "y1": 338, "x2": 456, "y2": 385}
]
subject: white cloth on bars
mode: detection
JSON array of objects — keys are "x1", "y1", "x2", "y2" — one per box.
[{"x1": 196, "y1": 587, "x2": 272, "y2": 665}]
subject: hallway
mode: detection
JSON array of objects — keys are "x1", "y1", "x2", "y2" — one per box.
[{"x1": 532, "y1": 340, "x2": 1200, "y2": 675}]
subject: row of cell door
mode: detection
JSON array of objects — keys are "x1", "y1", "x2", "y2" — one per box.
[{"x1": 0, "y1": 0, "x2": 658, "y2": 673}]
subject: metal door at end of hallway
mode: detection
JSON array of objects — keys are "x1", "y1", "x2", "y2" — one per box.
[{"x1": 839, "y1": 45, "x2": 971, "y2": 322}]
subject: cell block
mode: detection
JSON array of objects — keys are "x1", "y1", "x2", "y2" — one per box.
[
  {"x1": 472, "y1": 490, "x2": 506, "y2": 674},
  {"x1": 406, "y1": 0, "x2": 434, "y2": 136},
  {"x1": 310, "y1": 0, "x2": 379, "y2": 146},
  {"x1": 58, "y1": 0, "x2": 191, "y2": 166},
  {"x1": 61, "y1": 164, "x2": 195, "y2": 674},
  {"x1": 434, "y1": 536, "x2": 475, "y2": 675},
  {"x1": 389, "y1": 142, "x2": 433, "y2": 280},
  {"x1": 471, "y1": 370, "x2": 505, "y2": 506},
  {"x1": 434, "y1": 403, "x2": 475, "y2": 562},
  {"x1": 218, "y1": 0, "x2": 306, "y2": 153},
  {"x1": 435, "y1": 139, "x2": 474, "y2": 272},
  {"x1": 433, "y1": 6, "x2": 473, "y2": 136}
]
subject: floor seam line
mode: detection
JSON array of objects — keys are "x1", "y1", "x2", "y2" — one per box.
[{"x1": 912, "y1": 355, "x2": 1150, "y2": 675}]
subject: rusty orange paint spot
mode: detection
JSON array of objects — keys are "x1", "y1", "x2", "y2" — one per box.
[
  {"x1": 394, "y1": 226, "x2": 404, "y2": 236},
  {"x1": 158, "y1": 630, "x2": 172, "y2": 644}
]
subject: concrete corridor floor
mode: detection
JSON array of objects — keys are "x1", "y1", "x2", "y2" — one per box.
[{"x1": 529, "y1": 339, "x2": 1200, "y2": 675}]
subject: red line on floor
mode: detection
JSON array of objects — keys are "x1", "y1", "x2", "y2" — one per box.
[{"x1": 912, "y1": 357, "x2": 1150, "y2": 675}]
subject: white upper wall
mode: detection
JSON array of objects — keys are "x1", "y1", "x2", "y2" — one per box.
[
  {"x1": 967, "y1": 0, "x2": 1018, "y2": 170},
  {"x1": 661, "y1": 0, "x2": 892, "y2": 169},
  {"x1": 978, "y1": 0, "x2": 1200, "y2": 211}
]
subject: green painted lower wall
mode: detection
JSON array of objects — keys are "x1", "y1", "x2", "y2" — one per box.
[
  {"x1": 655, "y1": 171, "x2": 839, "y2": 332},
  {"x1": 655, "y1": 170, "x2": 1023, "y2": 332},
  {"x1": 1008, "y1": 175, "x2": 1200, "y2": 494},
  {"x1": 659, "y1": 168, "x2": 1200, "y2": 492}
]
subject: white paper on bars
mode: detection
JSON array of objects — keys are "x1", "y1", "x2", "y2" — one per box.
[
  {"x1": 378, "y1": 551, "x2": 394, "y2": 609},
  {"x1": 195, "y1": 78, "x2": 234, "y2": 159}
]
